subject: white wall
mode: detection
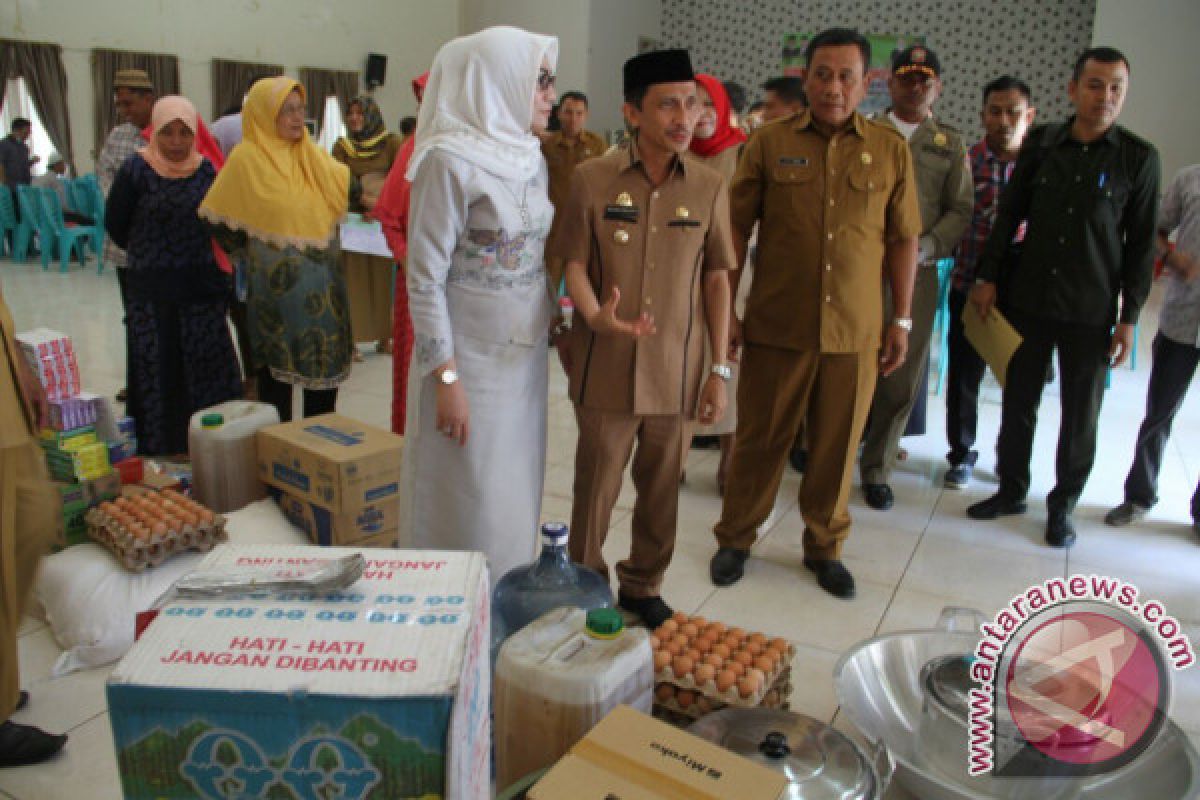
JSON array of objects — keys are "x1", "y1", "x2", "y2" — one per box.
[
  {"x1": 1092, "y1": 0, "x2": 1200, "y2": 182},
  {"x1": 459, "y1": 0, "x2": 591, "y2": 107},
  {"x1": 0, "y1": 0, "x2": 460, "y2": 171},
  {"x1": 587, "y1": 0, "x2": 662, "y2": 136}
]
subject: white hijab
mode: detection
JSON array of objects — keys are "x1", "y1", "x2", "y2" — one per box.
[{"x1": 407, "y1": 26, "x2": 558, "y2": 182}]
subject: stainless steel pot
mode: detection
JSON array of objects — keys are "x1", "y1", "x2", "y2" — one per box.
[
  {"x1": 834, "y1": 607, "x2": 1200, "y2": 800},
  {"x1": 689, "y1": 707, "x2": 892, "y2": 799}
]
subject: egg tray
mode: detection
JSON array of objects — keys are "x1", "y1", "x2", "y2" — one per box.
[
  {"x1": 650, "y1": 615, "x2": 796, "y2": 709},
  {"x1": 653, "y1": 675, "x2": 794, "y2": 720},
  {"x1": 84, "y1": 491, "x2": 226, "y2": 572}
]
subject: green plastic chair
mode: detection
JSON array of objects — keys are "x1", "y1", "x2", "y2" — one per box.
[
  {"x1": 38, "y1": 187, "x2": 97, "y2": 273},
  {"x1": 15, "y1": 185, "x2": 53, "y2": 266},
  {"x1": 932, "y1": 258, "x2": 955, "y2": 395},
  {"x1": 0, "y1": 186, "x2": 16, "y2": 257}
]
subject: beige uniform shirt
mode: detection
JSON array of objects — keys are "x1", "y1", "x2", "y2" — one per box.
[
  {"x1": 876, "y1": 113, "x2": 973, "y2": 259},
  {"x1": 731, "y1": 110, "x2": 922, "y2": 353},
  {"x1": 555, "y1": 140, "x2": 736, "y2": 416},
  {"x1": 543, "y1": 130, "x2": 608, "y2": 287}
]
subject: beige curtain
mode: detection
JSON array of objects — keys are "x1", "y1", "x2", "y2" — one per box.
[
  {"x1": 299, "y1": 67, "x2": 360, "y2": 129},
  {"x1": 212, "y1": 59, "x2": 283, "y2": 120},
  {"x1": 0, "y1": 39, "x2": 77, "y2": 174},
  {"x1": 90, "y1": 48, "x2": 180, "y2": 154}
]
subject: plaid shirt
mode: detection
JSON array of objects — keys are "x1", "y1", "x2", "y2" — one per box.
[
  {"x1": 952, "y1": 139, "x2": 1022, "y2": 291},
  {"x1": 97, "y1": 123, "x2": 144, "y2": 269}
]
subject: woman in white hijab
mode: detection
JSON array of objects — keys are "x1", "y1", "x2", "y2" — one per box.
[{"x1": 401, "y1": 26, "x2": 559, "y2": 584}]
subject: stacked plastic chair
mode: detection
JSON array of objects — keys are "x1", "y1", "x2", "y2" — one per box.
[
  {"x1": 14, "y1": 185, "x2": 54, "y2": 267},
  {"x1": 0, "y1": 186, "x2": 16, "y2": 257},
  {"x1": 38, "y1": 188, "x2": 97, "y2": 273}
]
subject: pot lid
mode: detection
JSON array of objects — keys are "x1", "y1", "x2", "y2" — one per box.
[
  {"x1": 690, "y1": 708, "x2": 882, "y2": 799},
  {"x1": 922, "y1": 653, "x2": 974, "y2": 721}
]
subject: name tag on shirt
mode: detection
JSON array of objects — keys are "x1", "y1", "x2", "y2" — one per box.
[
  {"x1": 604, "y1": 205, "x2": 639, "y2": 222},
  {"x1": 778, "y1": 157, "x2": 809, "y2": 167},
  {"x1": 667, "y1": 219, "x2": 701, "y2": 228}
]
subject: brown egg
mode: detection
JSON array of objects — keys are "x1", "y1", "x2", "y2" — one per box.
[
  {"x1": 711, "y1": 643, "x2": 731, "y2": 659},
  {"x1": 196, "y1": 509, "x2": 215, "y2": 522},
  {"x1": 672, "y1": 655, "x2": 694, "y2": 677},
  {"x1": 671, "y1": 611, "x2": 689, "y2": 625},
  {"x1": 100, "y1": 501, "x2": 117, "y2": 514},
  {"x1": 151, "y1": 522, "x2": 168, "y2": 537},
  {"x1": 654, "y1": 651, "x2": 672, "y2": 671},
  {"x1": 723, "y1": 634, "x2": 743, "y2": 651},
  {"x1": 658, "y1": 619, "x2": 678, "y2": 636},
  {"x1": 676, "y1": 689, "x2": 696, "y2": 708},
  {"x1": 703, "y1": 653, "x2": 725, "y2": 669},
  {"x1": 727, "y1": 661, "x2": 746, "y2": 677},
  {"x1": 728, "y1": 626, "x2": 746, "y2": 641},
  {"x1": 648, "y1": 635, "x2": 660, "y2": 650},
  {"x1": 692, "y1": 637, "x2": 712, "y2": 654},
  {"x1": 738, "y1": 674, "x2": 762, "y2": 699},
  {"x1": 655, "y1": 683, "x2": 675, "y2": 703},
  {"x1": 744, "y1": 641, "x2": 764, "y2": 658},
  {"x1": 685, "y1": 648, "x2": 703, "y2": 663},
  {"x1": 662, "y1": 639, "x2": 684, "y2": 657},
  {"x1": 716, "y1": 669, "x2": 737, "y2": 693},
  {"x1": 671, "y1": 634, "x2": 690, "y2": 651},
  {"x1": 706, "y1": 621, "x2": 727, "y2": 636},
  {"x1": 748, "y1": 632, "x2": 767, "y2": 647},
  {"x1": 681, "y1": 622, "x2": 699, "y2": 637},
  {"x1": 733, "y1": 650, "x2": 755, "y2": 667},
  {"x1": 753, "y1": 655, "x2": 775, "y2": 674},
  {"x1": 693, "y1": 664, "x2": 716, "y2": 686},
  {"x1": 690, "y1": 615, "x2": 707, "y2": 628},
  {"x1": 768, "y1": 637, "x2": 790, "y2": 654}
]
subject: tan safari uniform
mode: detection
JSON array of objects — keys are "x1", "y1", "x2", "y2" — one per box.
[
  {"x1": 860, "y1": 114, "x2": 972, "y2": 484},
  {"x1": 0, "y1": 290, "x2": 59, "y2": 720},
  {"x1": 542, "y1": 129, "x2": 608, "y2": 289},
  {"x1": 714, "y1": 110, "x2": 921, "y2": 560},
  {"x1": 555, "y1": 138, "x2": 736, "y2": 597}
]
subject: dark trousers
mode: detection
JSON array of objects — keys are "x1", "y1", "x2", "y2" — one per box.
[
  {"x1": 1123, "y1": 332, "x2": 1200, "y2": 517},
  {"x1": 996, "y1": 309, "x2": 1111, "y2": 513},
  {"x1": 256, "y1": 368, "x2": 337, "y2": 423},
  {"x1": 945, "y1": 288, "x2": 988, "y2": 466}
]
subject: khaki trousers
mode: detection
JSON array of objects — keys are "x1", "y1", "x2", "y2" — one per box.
[
  {"x1": 860, "y1": 264, "x2": 941, "y2": 484},
  {"x1": 569, "y1": 406, "x2": 691, "y2": 598},
  {"x1": 1, "y1": 440, "x2": 58, "y2": 720},
  {"x1": 342, "y1": 250, "x2": 395, "y2": 344},
  {"x1": 714, "y1": 345, "x2": 877, "y2": 560}
]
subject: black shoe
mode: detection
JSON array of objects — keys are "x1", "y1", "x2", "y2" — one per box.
[
  {"x1": 803, "y1": 558, "x2": 856, "y2": 598},
  {"x1": 967, "y1": 492, "x2": 1028, "y2": 520},
  {"x1": 710, "y1": 547, "x2": 749, "y2": 587},
  {"x1": 617, "y1": 592, "x2": 674, "y2": 629},
  {"x1": 1046, "y1": 511, "x2": 1077, "y2": 548},
  {"x1": 116, "y1": 388, "x2": 128, "y2": 403},
  {"x1": 691, "y1": 434, "x2": 720, "y2": 451},
  {"x1": 863, "y1": 483, "x2": 894, "y2": 510},
  {"x1": 788, "y1": 447, "x2": 808, "y2": 473},
  {"x1": 0, "y1": 721, "x2": 67, "y2": 767},
  {"x1": 14, "y1": 691, "x2": 27, "y2": 712}
]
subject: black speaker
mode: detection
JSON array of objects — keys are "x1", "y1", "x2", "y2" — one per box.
[{"x1": 366, "y1": 53, "x2": 387, "y2": 88}]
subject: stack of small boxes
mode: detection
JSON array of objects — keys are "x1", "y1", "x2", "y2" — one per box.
[{"x1": 17, "y1": 329, "x2": 128, "y2": 546}]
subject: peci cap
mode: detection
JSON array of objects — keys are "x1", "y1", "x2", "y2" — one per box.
[
  {"x1": 113, "y1": 68, "x2": 154, "y2": 91},
  {"x1": 892, "y1": 45, "x2": 941, "y2": 78},
  {"x1": 623, "y1": 49, "x2": 694, "y2": 95}
]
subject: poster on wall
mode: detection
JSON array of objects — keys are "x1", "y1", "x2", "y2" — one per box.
[{"x1": 782, "y1": 33, "x2": 926, "y2": 117}]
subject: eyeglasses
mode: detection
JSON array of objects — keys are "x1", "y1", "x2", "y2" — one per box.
[
  {"x1": 279, "y1": 102, "x2": 307, "y2": 118},
  {"x1": 537, "y1": 69, "x2": 557, "y2": 92}
]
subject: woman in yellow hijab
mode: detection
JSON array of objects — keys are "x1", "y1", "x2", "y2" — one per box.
[{"x1": 200, "y1": 77, "x2": 353, "y2": 421}]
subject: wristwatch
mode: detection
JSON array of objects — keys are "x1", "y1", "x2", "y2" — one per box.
[
  {"x1": 892, "y1": 317, "x2": 913, "y2": 332},
  {"x1": 438, "y1": 368, "x2": 459, "y2": 385},
  {"x1": 710, "y1": 363, "x2": 733, "y2": 381}
]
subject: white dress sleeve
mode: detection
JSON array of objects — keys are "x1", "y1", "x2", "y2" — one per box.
[{"x1": 407, "y1": 149, "x2": 471, "y2": 374}]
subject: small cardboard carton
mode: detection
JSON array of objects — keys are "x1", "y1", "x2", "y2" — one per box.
[
  {"x1": 256, "y1": 414, "x2": 403, "y2": 545},
  {"x1": 528, "y1": 705, "x2": 788, "y2": 800},
  {"x1": 107, "y1": 544, "x2": 490, "y2": 800}
]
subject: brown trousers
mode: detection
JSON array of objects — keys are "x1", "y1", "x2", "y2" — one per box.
[
  {"x1": 715, "y1": 345, "x2": 877, "y2": 560},
  {"x1": 342, "y1": 250, "x2": 395, "y2": 344},
  {"x1": 569, "y1": 406, "x2": 691, "y2": 598},
  {"x1": 860, "y1": 264, "x2": 942, "y2": 484},
  {"x1": 1, "y1": 440, "x2": 59, "y2": 720}
]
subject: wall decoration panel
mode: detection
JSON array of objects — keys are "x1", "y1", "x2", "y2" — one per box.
[{"x1": 662, "y1": 0, "x2": 1096, "y2": 141}]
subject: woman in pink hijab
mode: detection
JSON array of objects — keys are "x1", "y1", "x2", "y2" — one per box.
[{"x1": 105, "y1": 96, "x2": 242, "y2": 455}]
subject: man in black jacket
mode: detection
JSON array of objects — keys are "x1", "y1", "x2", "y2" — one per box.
[{"x1": 967, "y1": 47, "x2": 1161, "y2": 548}]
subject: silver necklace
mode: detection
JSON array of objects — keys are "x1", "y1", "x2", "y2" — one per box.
[{"x1": 503, "y1": 179, "x2": 531, "y2": 229}]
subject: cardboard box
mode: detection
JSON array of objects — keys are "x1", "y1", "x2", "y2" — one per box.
[
  {"x1": 107, "y1": 544, "x2": 489, "y2": 800},
  {"x1": 17, "y1": 328, "x2": 81, "y2": 402},
  {"x1": 273, "y1": 487, "x2": 399, "y2": 547},
  {"x1": 256, "y1": 414, "x2": 402, "y2": 546},
  {"x1": 528, "y1": 705, "x2": 788, "y2": 800}
]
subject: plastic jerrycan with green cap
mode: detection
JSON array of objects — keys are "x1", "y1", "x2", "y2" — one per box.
[
  {"x1": 188, "y1": 401, "x2": 280, "y2": 513},
  {"x1": 493, "y1": 606, "x2": 654, "y2": 789}
]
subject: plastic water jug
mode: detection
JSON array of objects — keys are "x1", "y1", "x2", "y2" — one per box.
[
  {"x1": 188, "y1": 401, "x2": 279, "y2": 513},
  {"x1": 493, "y1": 606, "x2": 654, "y2": 789},
  {"x1": 491, "y1": 522, "x2": 613, "y2": 661}
]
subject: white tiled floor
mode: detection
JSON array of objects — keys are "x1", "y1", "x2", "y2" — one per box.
[{"x1": 2, "y1": 255, "x2": 1199, "y2": 798}]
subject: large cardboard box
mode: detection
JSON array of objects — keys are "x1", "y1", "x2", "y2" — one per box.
[
  {"x1": 274, "y1": 487, "x2": 399, "y2": 547},
  {"x1": 528, "y1": 705, "x2": 788, "y2": 800},
  {"x1": 107, "y1": 544, "x2": 490, "y2": 800},
  {"x1": 256, "y1": 415, "x2": 403, "y2": 546}
]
